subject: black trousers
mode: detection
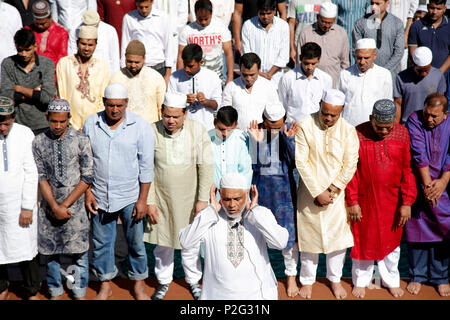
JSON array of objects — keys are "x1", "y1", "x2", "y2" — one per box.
[{"x1": 0, "y1": 255, "x2": 41, "y2": 296}]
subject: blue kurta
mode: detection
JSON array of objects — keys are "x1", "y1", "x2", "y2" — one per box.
[{"x1": 251, "y1": 125, "x2": 297, "y2": 249}]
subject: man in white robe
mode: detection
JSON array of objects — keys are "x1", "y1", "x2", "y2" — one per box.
[
  {"x1": 0, "y1": 96, "x2": 39, "y2": 300},
  {"x1": 0, "y1": 2, "x2": 22, "y2": 85},
  {"x1": 179, "y1": 172, "x2": 289, "y2": 300},
  {"x1": 338, "y1": 38, "x2": 393, "y2": 127},
  {"x1": 295, "y1": 88, "x2": 359, "y2": 299}
]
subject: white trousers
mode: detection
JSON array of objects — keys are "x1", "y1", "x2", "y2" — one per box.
[
  {"x1": 299, "y1": 249, "x2": 347, "y2": 285},
  {"x1": 153, "y1": 245, "x2": 202, "y2": 285},
  {"x1": 351, "y1": 246, "x2": 401, "y2": 288},
  {"x1": 282, "y1": 243, "x2": 299, "y2": 277}
]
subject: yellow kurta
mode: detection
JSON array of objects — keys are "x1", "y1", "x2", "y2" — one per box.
[
  {"x1": 295, "y1": 113, "x2": 359, "y2": 254},
  {"x1": 110, "y1": 66, "x2": 166, "y2": 124},
  {"x1": 56, "y1": 55, "x2": 110, "y2": 130},
  {"x1": 143, "y1": 119, "x2": 214, "y2": 249}
]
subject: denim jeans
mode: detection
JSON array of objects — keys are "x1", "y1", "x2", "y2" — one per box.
[
  {"x1": 91, "y1": 202, "x2": 148, "y2": 281},
  {"x1": 408, "y1": 241, "x2": 449, "y2": 285},
  {"x1": 46, "y1": 252, "x2": 89, "y2": 298}
]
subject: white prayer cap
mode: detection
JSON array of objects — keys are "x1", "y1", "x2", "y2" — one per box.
[
  {"x1": 355, "y1": 38, "x2": 376, "y2": 50},
  {"x1": 78, "y1": 25, "x2": 98, "y2": 39},
  {"x1": 163, "y1": 91, "x2": 187, "y2": 109},
  {"x1": 321, "y1": 88, "x2": 346, "y2": 106},
  {"x1": 104, "y1": 83, "x2": 128, "y2": 99},
  {"x1": 319, "y1": 2, "x2": 337, "y2": 18},
  {"x1": 417, "y1": 5, "x2": 428, "y2": 12},
  {"x1": 263, "y1": 102, "x2": 286, "y2": 121},
  {"x1": 82, "y1": 10, "x2": 100, "y2": 26},
  {"x1": 412, "y1": 46, "x2": 433, "y2": 67},
  {"x1": 220, "y1": 173, "x2": 250, "y2": 190}
]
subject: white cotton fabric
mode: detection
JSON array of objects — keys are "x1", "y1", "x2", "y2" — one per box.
[
  {"x1": 163, "y1": 91, "x2": 187, "y2": 109},
  {"x1": 104, "y1": 83, "x2": 128, "y2": 99},
  {"x1": 299, "y1": 249, "x2": 347, "y2": 285}
]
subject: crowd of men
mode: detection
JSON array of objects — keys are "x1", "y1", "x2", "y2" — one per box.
[{"x1": 0, "y1": 0, "x2": 449, "y2": 301}]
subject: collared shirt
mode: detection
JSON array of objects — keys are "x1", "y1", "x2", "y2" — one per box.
[
  {"x1": 278, "y1": 65, "x2": 333, "y2": 123},
  {"x1": 298, "y1": 23, "x2": 350, "y2": 87},
  {"x1": 179, "y1": 18, "x2": 232, "y2": 80},
  {"x1": 222, "y1": 76, "x2": 281, "y2": 131},
  {"x1": 241, "y1": 16, "x2": 290, "y2": 86},
  {"x1": 169, "y1": 67, "x2": 222, "y2": 131},
  {"x1": 208, "y1": 128, "x2": 252, "y2": 192},
  {"x1": 69, "y1": 21, "x2": 120, "y2": 76},
  {"x1": 408, "y1": 16, "x2": 450, "y2": 69},
  {"x1": 338, "y1": 63, "x2": 393, "y2": 127},
  {"x1": 121, "y1": 8, "x2": 175, "y2": 68},
  {"x1": 0, "y1": 2, "x2": 22, "y2": 84},
  {"x1": 49, "y1": 0, "x2": 97, "y2": 32},
  {"x1": 387, "y1": 0, "x2": 418, "y2": 27},
  {"x1": 82, "y1": 110, "x2": 155, "y2": 213},
  {"x1": 0, "y1": 54, "x2": 56, "y2": 131},
  {"x1": 352, "y1": 13, "x2": 405, "y2": 76}
]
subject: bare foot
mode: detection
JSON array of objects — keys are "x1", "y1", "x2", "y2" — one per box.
[
  {"x1": 134, "y1": 280, "x2": 150, "y2": 300},
  {"x1": 388, "y1": 287, "x2": 404, "y2": 298},
  {"x1": 352, "y1": 286, "x2": 365, "y2": 298},
  {"x1": 368, "y1": 282, "x2": 381, "y2": 290},
  {"x1": 50, "y1": 295, "x2": 63, "y2": 300},
  {"x1": 330, "y1": 282, "x2": 347, "y2": 300},
  {"x1": 406, "y1": 282, "x2": 421, "y2": 295},
  {"x1": 74, "y1": 296, "x2": 87, "y2": 300},
  {"x1": 299, "y1": 284, "x2": 312, "y2": 299},
  {"x1": 0, "y1": 289, "x2": 9, "y2": 300},
  {"x1": 286, "y1": 276, "x2": 299, "y2": 298},
  {"x1": 93, "y1": 281, "x2": 113, "y2": 300},
  {"x1": 27, "y1": 295, "x2": 40, "y2": 300},
  {"x1": 437, "y1": 284, "x2": 450, "y2": 297}
]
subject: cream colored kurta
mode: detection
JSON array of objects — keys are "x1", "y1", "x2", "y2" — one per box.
[
  {"x1": 144, "y1": 119, "x2": 214, "y2": 249},
  {"x1": 295, "y1": 113, "x2": 359, "y2": 254},
  {"x1": 56, "y1": 55, "x2": 110, "y2": 130},
  {"x1": 0, "y1": 123, "x2": 38, "y2": 264},
  {"x1": 110, "y1": 66, "x2": 166, "y2": 124}
]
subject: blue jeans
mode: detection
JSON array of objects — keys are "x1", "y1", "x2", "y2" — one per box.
[
  {"x1": 91, "y1": 202, "x2": 148, "y2": 281},
  {"x1": 408, "y1": 241, "x2": 449, "y2": 285},
  {"x1": 46, "y1": 252, "x2": 89, "y2": 298}
]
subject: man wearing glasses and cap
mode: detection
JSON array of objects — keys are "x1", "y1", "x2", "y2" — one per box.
[
  {"x1": 295, "y1": 88, "x2": 359, "y2": 299},
  {"x1": 346, "y1": 99, "x2": 417, "y2": 299},
  {"x1": 0, "y1": 96, "x2": 40, "y2": 300}
]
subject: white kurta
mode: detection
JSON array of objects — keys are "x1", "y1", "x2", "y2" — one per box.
[
  {"x1": 0, "y1": 3, "x2": 22, "y2": 85},
  {"x1": 0, "y1": 123, "x2": 38, "y2": 264},
  {"x1": 168, "y1": 67, "x2": 222, "y2": 131},
  {"x1": 338, "y1": 64, "x2": 393, "y2": 127},
  {"x1": 179, "y1": 205, "x2": 289, "y2": 300},
  {"x1": 222, "y1": 76, "x2": 281, "y2": 131},
  {"x1": 49, "y1": 0, "x2": 97, "y2": 32},
  {"x1": 68, "y1": 21, "x2": 120, "y2": 76}
]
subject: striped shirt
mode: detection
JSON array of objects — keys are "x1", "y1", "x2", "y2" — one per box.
[
  {"x1": 241, "y1": 16, "x2": 290, "y2": 86},
  {"x1": 332, "y1": 0, "x2": 371, "y2": 64}
]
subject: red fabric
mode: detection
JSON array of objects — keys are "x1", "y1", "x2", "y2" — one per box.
[
  {"x1": 97, "y1": 0, "x2": 136, "y2": 48},
  {"x1": 26, "y1": 21, "x2": 68, "y2": 69},
  {"x1": 345, "y1": 122, "x2": 417, "y2": 260}
]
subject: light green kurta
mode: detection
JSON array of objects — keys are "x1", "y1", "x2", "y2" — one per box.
[
  {"x1": 143, "y1": 119, "x2": 214, "y2": 249},
  {"x1": 295, "y1": 113, "x2": 359, "y2": 254}
]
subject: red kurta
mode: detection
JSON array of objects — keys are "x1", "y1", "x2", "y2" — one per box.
[
  {"x1": 97, "y1": 0, "x2": 136, "y2": 48},
  {"x1": 26, "y1": 21, "x2": 68, "y2": 70},
  {"x1": 345, "y1": 122, "x2": 417, "y2": 260}
]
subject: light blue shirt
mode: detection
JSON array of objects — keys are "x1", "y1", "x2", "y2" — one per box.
[
  {"x1": 208, "y1": 128, "x2": 253, "y2": 192},
  {"x1": 83, "y1": 110, "x2": 155, "y2": 212}
]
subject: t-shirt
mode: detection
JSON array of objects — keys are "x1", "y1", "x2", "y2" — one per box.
[
  {"x1": 236, "y1": 0, "x2": 286, "y2": 22},
  {"x1": 287, "y1": 0, "x2": 327, "y2": 45},
  {"x1": 179, "y1": 18, "x2": 232, "y2": 80},
  {"x1": 394, "y1": 67, "x2": 447, "y2": 124}
]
